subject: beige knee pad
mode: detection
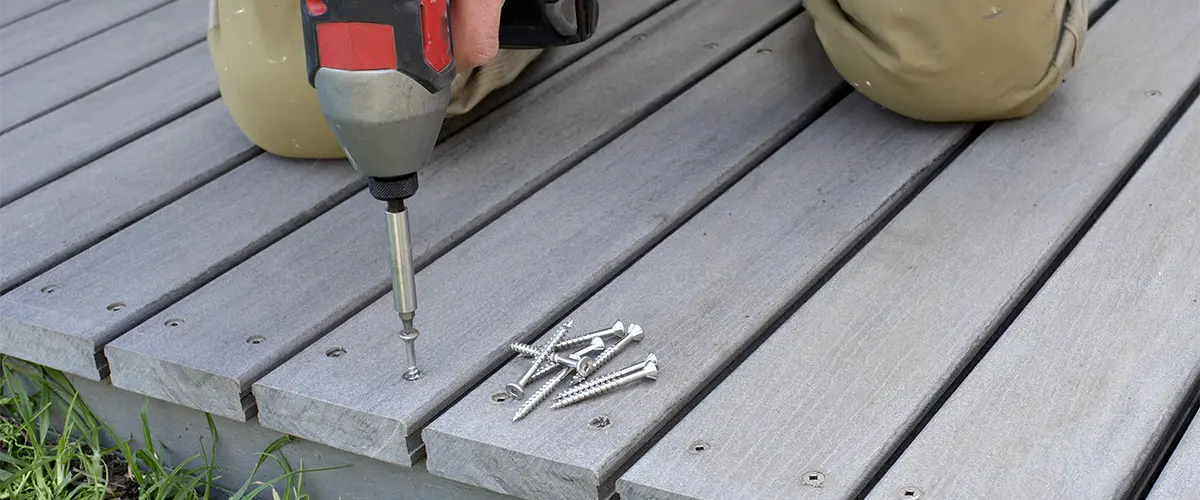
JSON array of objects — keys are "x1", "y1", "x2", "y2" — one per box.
[
  {"x1": 207, "y1": 0, "x2": 541, "y2": 159},
  {"x1": 805, "y1": 0, "x2": 1087, "y2": 122}
]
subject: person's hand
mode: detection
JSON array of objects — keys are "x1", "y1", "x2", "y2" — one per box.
[{"x1": 450, "y1": 0, "x2": 504, "y2": 70}]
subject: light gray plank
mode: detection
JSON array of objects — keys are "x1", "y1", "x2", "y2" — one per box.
[
  {"x1": 0, "y1": 41, "x2": 217, "y2": 206},
  {"x1": 64, "y1": 375, "x2": 518, "y2": 500},
  {"x1": 1150, "y1": 413, "x2": 1200, "y2": 500},
  {"x1": 0, "y1": 0, "x2": 207, "y2": 132},
  {"x1": 0, "y1": 0, "x2": 172, "y2": 75},
  {"x1": 441, "y1": 0, "x2": 674, "y2": 136},
  {"x1": 105, "y1": 0, "x2": 802, "y2": 425},
  {"x1": 869, "y1": 97, "x2": 1200, "y2": 500},
  {"x1": 614, "y1": 0, "x2": 1200, "y2": 498},
  {"x1": 420, "y1": 52, "x2": 973, "y2": 500},
  {"x1": 0, "y1": 100, "x2": 258, "y2": 293},
  {"x1": 0, "y1": 154, "x2": 361, "y2": 382},
  {"x1": 0, "y1": 0, "x2": 65, "y2": 26},
  {"x1": 254, "y1": 7, "x2": 834, "y2": 480}
]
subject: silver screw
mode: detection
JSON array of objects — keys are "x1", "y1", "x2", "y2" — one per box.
[
  {"x1": 553, "y1": 321, "x2": 627, "y2": 351},
  {"x1": 899, "y1": 487, "x2": 922, "y2": 499},
  {"x1": 507, "y1": 320, "x2": 571, "y2": 399},
  {"x1": 510, "y1": 336, "x2": 604, "y2": 362},
  {"x1": 552, "y1": 357, "x2": 657, "y2": 409},
  {"x1": 558, "y1": 354, "x2": 656, "y2": 401},
  {"x1": 527, "y1": 338, "x2": 606, "y2": 384},
  {"x1": 572, "y1": 324, "x2": 643, "y2": 383},
  {"x1": 512, "y1": 367, "x2": 571, "y2": 421}
]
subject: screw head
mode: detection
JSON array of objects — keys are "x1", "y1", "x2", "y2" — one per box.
[
  {"x1": 490, "y1": 392, "x2": 510, "y2": 404},
  {"x1": 803, "y1": 471, "x2": 825, "y2": 487},
  {"x1": 610, "y1": 320, "x2": 626, "y2": 337},
  {"x1": 505, "y1": 383, "x2": 524, "y2": 399},
  {"x1": 625, "y1": 324, "x2": 644, "y2": 342},
  {"x1": 899, "y1": 487, "x2": 921, "y2": 499},
  {"x1": 575, "y1": 356, "x2": 595, "y2": 376},
  {"x1": 641, "y1": 360, "x2": 658, "y2": 380},
  {"x1": 688, "y1": 440, "x2": 709, "y2": 453}
]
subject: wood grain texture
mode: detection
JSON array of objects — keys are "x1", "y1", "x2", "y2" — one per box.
[
  {"x1": 251, "y1": 0, "x2": 816, "y2": 471},
  {"x1": 869, "y1": 97, "x2": 1200, "y2": 500},
  {"x1": 0, "y1": 0, "x2": 207, "y2": 132},
  {"x1": 0, "y1": 42, "x2": 217, "y2": 206},
  {"x1": 0, "y1": 0, "x2": 66, "y2": 27},
  {"x1": 104, "y1": 0, "x2": 801, "y2": 426},
  {"x1": 0, "y1": 0, "x2": 172, "y2": 75},
  {"x1": 615, "y1": 0, "x2": 1199, "y2": 498},
  {"x1": 0, "y1": 100, "x2": 258, "y2": 293},
  {"x1": 0, "y1": 155, "x2": 360, "y2": 382},
  {"x1": 420, "y1": 53, "x2": 972, "y2": 500},
  {"x1": 67, "y1": 375, "x2": 520, "y2": 500}
]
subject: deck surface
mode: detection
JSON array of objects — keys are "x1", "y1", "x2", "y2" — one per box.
[{"x1": 1, "y1": 0, "x2": 1197, "y2": 499}]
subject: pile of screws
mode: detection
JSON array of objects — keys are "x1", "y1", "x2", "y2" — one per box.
[{"x1": 503, "y1": 319, "x2": 659, "y2": 421}]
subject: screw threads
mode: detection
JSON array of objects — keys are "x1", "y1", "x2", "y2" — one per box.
[
  {"x1": 558, "y1": 367, "x2": 628, "y2": 400},
  {"x1": 513, "y1": 368, "x2": 570, "y2": 421},
  {"x1": 528, "y1": 359, "x2": 560, "y2": 382},
  {"x1": 508, "y1": 320, "x2": 572, "y2": 398},
  {"x1": 572, "y1": 344, "x2": 619, "y2": 383},
  {"x1": 509, "y1": 342, "x2": 543, "y2": 357},
  {"x1": 552, "y1": 375, "x2": 631, "y2": 409}
]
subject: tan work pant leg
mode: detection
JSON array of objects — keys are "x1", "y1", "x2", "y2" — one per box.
[
  {"x1": 804, "y1": 0, "x2": 1088, "y2": 122},
  {"x1": 206, "y1": 0, "x2": 541, "y2": 159}
]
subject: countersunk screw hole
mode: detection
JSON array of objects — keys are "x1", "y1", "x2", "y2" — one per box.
[
  {"x1": 900, "y1": 487, "x2": 921, "y2": 499},
  {"x1": 41, "y1": 285, "x2": 58, "y2": 294},
  {"x1": 632, "y1": 33, "x2": 647, "y2": 41},
  {"x1": 804, "y1": 471, "x2": 825, "y2": 487},
  {"x1": 107, "y1": 302, "x2": 125, "y2": 312},
  {"x1": 246, "y1": 335, "x2": 265, "y2": 345},
  {"x1": 703, "y1": 42, "x2": 719, "y2": 49},
  {"x1": 490, "y1": 392, "x2": 509, "y2": 403},
  {"x1": 688, "y1": 440, "x2": 709, "y2": 453},
  {"x1": 1147, "y1": 90, "x2": 1161, "y2": 96},
  {"x1": 326, "y1": 347, "x2": 346, "y2": 358},
  {"x1": 164, "y1": 318, "x2": 184, "y2": 327},
  {"x1": 589, "y1": 416, "x2": 611, "y2": 429},
  {"x1": 757, "y1": 48, "x2": 773, "y2": 54}
]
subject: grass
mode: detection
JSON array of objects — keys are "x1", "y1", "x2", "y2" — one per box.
[{"x1": 0, "y1": 356, "x2": 345, "y2": 499}]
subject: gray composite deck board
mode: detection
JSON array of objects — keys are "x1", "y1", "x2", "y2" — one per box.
[
  {"x1": 0, "y1": 0, "x2": 65, "y2": 27},
  {"x1": 254, "y1": 7, "x2": 837, "y2": 475},
  {"x1": 869, "y1": 91, "x2": 1200, "y2": 500},
  {"x1": 65, "y1": 375, "x2": 519, "y2": 500},
  {"x1": 0, "y1": 100, "x2": 258, "y2": 293},
  {"x1": 0, "y1": 42, "x2": 217, "y2": 206},
  {"x1": 103, "y1": 0, "x2": 802, "y2": 425},
  {"x1": 0, "y1": 154, "x2": 361, "y2": 381},
  {"x1": 612, "y1": 0, "x2": 1199, "y2": 497},
  {"x1": 1149, "y1": 413, "x2": 1200, "y2": 500},
  {"x1": 0, "y1": 0, "x2": 173, "y2": 75},
  {"x1": 0, "y1": 0, "x2": 206, "y2": 132},
  {"x1": 420, "y1": 73, "x2": 978, "y2": 500}
]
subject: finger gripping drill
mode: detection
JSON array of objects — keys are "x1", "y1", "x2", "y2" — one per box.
[{"x1": 299, "y1": 0, "x2": 597, "y2": 381}]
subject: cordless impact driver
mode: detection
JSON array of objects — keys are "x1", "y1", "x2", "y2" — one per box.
[{"x1": 299, "y1": 0, "x2": 598, "y2": 380}]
